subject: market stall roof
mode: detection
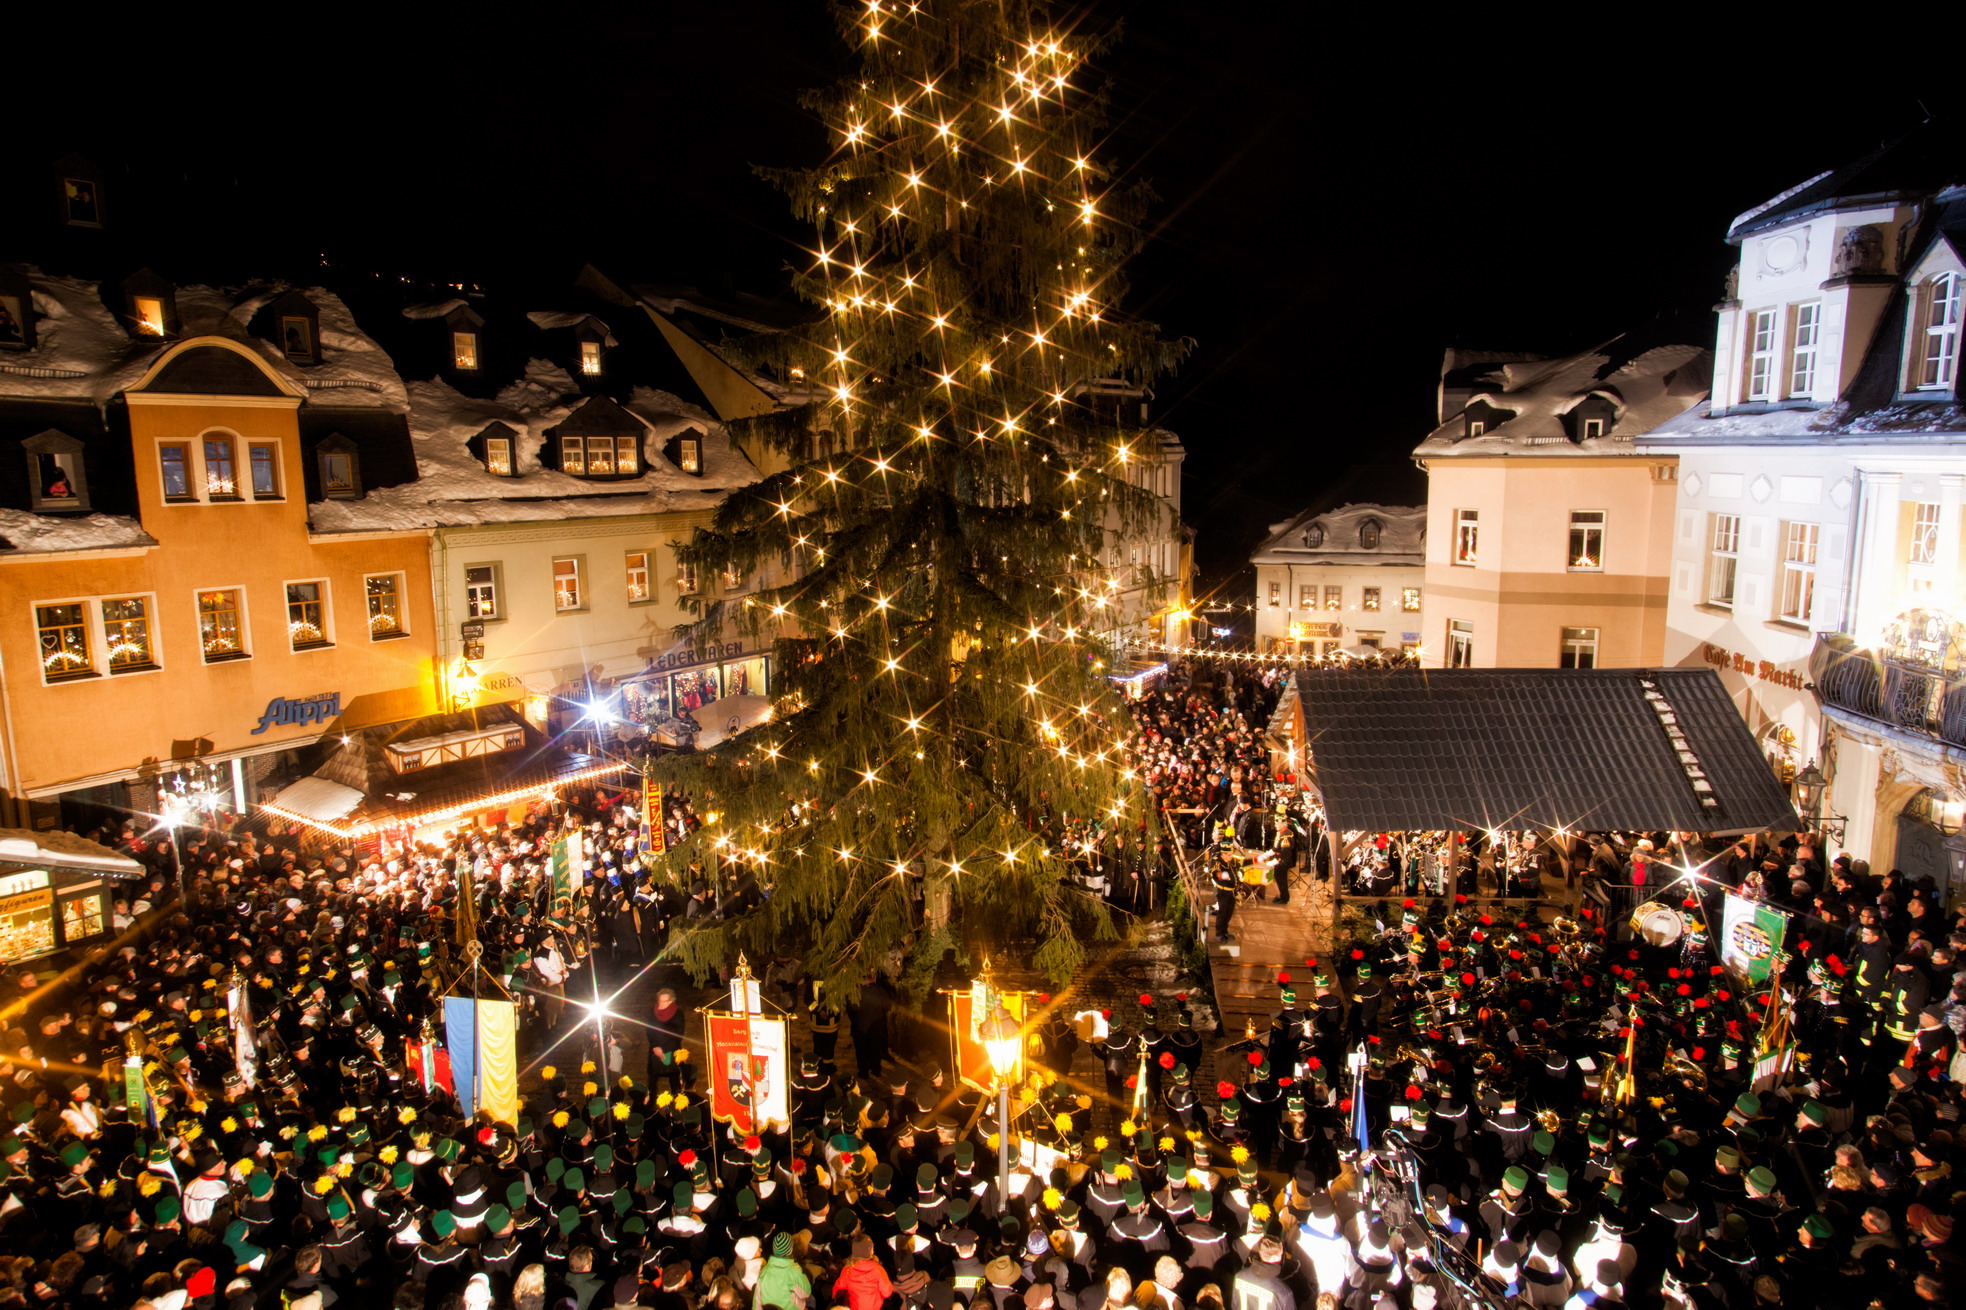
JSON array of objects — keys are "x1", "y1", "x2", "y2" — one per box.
[
  {"x1": 0, "y1": 829, "x2": 143, "y2": 876},
  {"x1": 1296, "y1": 667, "x2": 1798, "y2": 836},
  {"x1": 259, "y1": 705, "x2": 628, "y2": 837}
]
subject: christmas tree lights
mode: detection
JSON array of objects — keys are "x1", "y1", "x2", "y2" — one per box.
[{"x1": 649, "y1": 0, "x2": 1188, "y2": 994}]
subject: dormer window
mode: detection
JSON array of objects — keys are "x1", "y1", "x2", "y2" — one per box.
[
  {"x1": 1916, "y1": 272, "x2": 1961, "y2": 391},
  {"x1": 453, "y1": 331, "x2": 480, "y2": 371},
  {"x1": 676, "y1": 436, "x2": 703, "y2": 475},
  {"x1": 561, "y1": 435, "x2": 640, "y2": 478},
  {"x1": 0, "y1": 266, "x2": 34, "y2": 352},
  {"x1": 281, "y1": 317, "x2": 313, "y2": 361},
  {"x1": 24, "y1": 430, "x2": 88, "y2": 511},
  {"x1": 1582, "y1": 417, "x2": 1605, "y2": 439},
  {"x1": 316, "y1": 434, "x2": 361, "y2": 500},
  {"x1": 1302, "y1": 523, "x2": 1323, "y2": 548},
  {"x1": 260, "y1": 290, "x2": 321, "y2": 365},
  {"x1": 1358, "y1": 519, "x2": 1381, "y2": 550},
  {"x1": 120, "y1": 270, "x2": 178, "y2": 341},
  {"x1": 579, "y1": 340, "x2": 602, "y2": 376},
  {"x1": 56, "y1": 157, "x2": 103, "y2": 228},
  {"x1": 486, "y1": 435, "x2": 514, "y2": 476},
  {"x1": 1467, "y1": 419, "x2": 1486, "y2": 437}
]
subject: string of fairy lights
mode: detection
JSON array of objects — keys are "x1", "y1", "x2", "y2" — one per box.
[{"x1": 632, "y1": 2, "x2": 1201, "y2": 914}]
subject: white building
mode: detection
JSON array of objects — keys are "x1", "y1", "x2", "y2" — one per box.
[
  {"x1": 1250, "y1": 502, "x2": 1427, "y2": 657},
  {"x1": 1639, "y1": 126, "x2": 1966, "y2": 897}
]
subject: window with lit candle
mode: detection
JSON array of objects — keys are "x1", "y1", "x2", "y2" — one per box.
[
  {"x1": 580, "y1": 340, "x2": 602, "y2": 375},
  {"x1": 133, "y1": 296, "x2": 167, "y2": 337},
  {"x1": 199, "y1": 590, "x2": 246, "y2": 660},
  {"x1": 453, "y1": 331, "x2": 479, "y2": 371},
  {"x1": 203, "y1": 438, "x2": 238, "y2": 498},
  {"x1": 103, "y1": 597, "x2": 154, "y2": 671},
  {"x1": 366, "y1": 573, "x2": 404, "y2": 637},
  {"x1": 286, "y1": 581, "x2": 329, "y2": 649},
  {"x1": 36, "y1": 603, "x2": 92, "y2": 680}
]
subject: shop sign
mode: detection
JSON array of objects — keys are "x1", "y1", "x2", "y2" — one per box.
[
  {"x1": 1290, "y1": 622, "x2": 1342, "y2": 640},
  {"x1": 252, "y1": 691, "x2": 342, "y2": 735},
  {"x1": 650, "y1": 641, "x2": 744, "y2": 672},
  {"x1": 1700, "y1": 644, "x2": 1805, "y2": 690}
]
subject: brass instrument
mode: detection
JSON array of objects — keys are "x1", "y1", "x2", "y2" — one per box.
[{"x1": 1664, "y1": 1052, "x2": 1708, "y2": 1090}]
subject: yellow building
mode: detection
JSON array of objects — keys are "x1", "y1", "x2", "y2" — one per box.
[
  {"x1": 0, "y1": 272, "x2": 437, "y2": 828},
  {"x1": 1413, "y1": 335, "x2": 1709, "y2": 668}
]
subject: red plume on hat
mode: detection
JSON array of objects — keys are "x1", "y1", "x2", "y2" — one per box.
[
  {"x1": 1339, "y1": 1097, "x2": 1353, "y2": 1113},
  {"x1": 1125, "y1": 1075, "x2": 1138, "y2": 1089},
  {"x1": 1037, "y1": 993, "x2": 1052, "y2": 1004},
  {"x1": 1828, "y1": 955, "x2": 1847, "y2": 977},
  {"x1": 1138, "y1": 993, "x2": 1154, "y2": 1007},
  {"x1": 1276, "y1": 971, "x2": 1291, "y2": 985},
  {"x1": 1402, "y1": 899, "x2": 1416, "y2": 909},
  {"x1": 1306, "y1": 1056, "x2": 1322, "y2": 1070},
  {"x1": 1216, "y1": 1081, "x2": 1236, "y2": 1100},
  {"x1": 1159, "y1": 1052, "x2": 1175, "y2": 1069},
  {"x1": 677, "y1": 1149, "x2": 697, "y2": 1168},
  {"x1": 1247, "y1": 1050, "x2": 1263, "y2": 1066},
  {"x1": 1278, "y1": 1075, "x2": 1293, "y2": 1087}
]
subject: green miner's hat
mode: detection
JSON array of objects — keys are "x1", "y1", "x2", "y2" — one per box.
[
  {"x1": 431, "y1": 1210, "x2": 456, "y2": 1240},
  {"x1": 1502, "y1": 1166, "x2": 1529, "y2": 1192},
  {"x1": 325, "y1": 1195, "x2": 352, "y2": 1222},
  {"x1": 1545, "y1": 1165, "x2": 1570, "y2": 1191},
  {"x1": 1803, "y1": 1214, "x2": 1834, "y2": 1240},
  {"x1": 1746, "y1": 1166, "x2": 1778, "y2": 1192}
]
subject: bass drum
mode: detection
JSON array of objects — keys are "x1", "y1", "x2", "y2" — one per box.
[{"x1": 1630, "y1": 900, "x2": 1685, "y2": 947}]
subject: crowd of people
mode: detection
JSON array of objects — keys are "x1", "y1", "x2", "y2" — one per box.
[{"x1": 0, "y1": 655, "x2": 1958, "y2": 1310}]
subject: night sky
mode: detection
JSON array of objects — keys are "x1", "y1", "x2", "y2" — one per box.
[{"x1": 11, "y1": 6, "x2": 1956, "y2": 602}]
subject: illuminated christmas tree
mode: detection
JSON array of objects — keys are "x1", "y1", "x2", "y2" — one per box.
[{"x1": 654, "y1": 0, "x2": 1186, "y2": 994}]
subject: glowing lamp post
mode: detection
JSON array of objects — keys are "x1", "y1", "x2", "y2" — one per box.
[{"x1": 980, "y1": 1000, "x2": 1022, "y2": 1205}]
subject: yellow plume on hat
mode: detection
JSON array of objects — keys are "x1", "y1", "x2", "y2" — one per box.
[{"x1": 1042, "y1": 1187, "x2": 1063, "y2": 1210}]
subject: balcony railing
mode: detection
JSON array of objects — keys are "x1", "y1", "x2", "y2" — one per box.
[{"x1": 1811, "y1": 634, "x2": 1966, "y2": 749}]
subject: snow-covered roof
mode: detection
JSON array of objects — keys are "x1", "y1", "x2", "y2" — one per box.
[
  {"x1": 308, "y1": 369, "x2": 762, "y2": 533},
  {"x1": 0, "y1": 507, "x2": 154, "y2": 555},
  {"x1": 1414, "y1": 334, "x2": 1710, "y2": 459},
  {"x1": 1250, "y1": 502, "x2": 1425, "y2": 567},
  {"x1": 0, "y1": 269, "x2": 407, "y2": 410},
  {"x1": 0, "y1": 828, "x2": 143, "y2": 874},
  {"x1": 1639, "y1": 398, "x2": 1966, "y2": 447}
]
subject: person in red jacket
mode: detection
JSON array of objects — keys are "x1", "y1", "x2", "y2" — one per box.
[{"x1": 833, "y1": 1235, "x2": 895, "y2": 1310}]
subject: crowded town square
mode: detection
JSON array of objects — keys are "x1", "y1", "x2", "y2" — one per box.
[
  {"x1": 4, "y1": 2, "x2": 1966, "y2": 1308},
  {"x1": 0, "y1": 653, "x2": 1957, "y2": 1310}
]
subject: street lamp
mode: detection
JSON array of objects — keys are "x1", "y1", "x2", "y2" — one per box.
[
  {"x1": 979, "y1": 1000, "x2": 1022, "y2": 1207},
  {"x1": 1793, "y1": 759, "x2": 1847, "y2": 845}
]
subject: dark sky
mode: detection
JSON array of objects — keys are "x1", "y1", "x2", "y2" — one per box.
[{"x1": 13, "y1": 5, "x2": 1955, "y2": 597}]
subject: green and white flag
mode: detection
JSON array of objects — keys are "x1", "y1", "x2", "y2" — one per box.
[{"x1": 1721, "y1": 892, "x2": 1787, "y2": 983}]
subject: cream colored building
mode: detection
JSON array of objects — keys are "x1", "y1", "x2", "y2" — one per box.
[
  {"x1": 1250, "y1": 502, "x2": 1426, "y2": 657},
  {"x1": 1413, "y1": 336, "x2": 1709, "y2": 668},
  {"x1": 1638, "y1": 127, "x2": 1966, "y2": 898}
]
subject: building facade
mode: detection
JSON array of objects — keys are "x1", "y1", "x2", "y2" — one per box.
[
  {"x1": 0, "y1": 269, "x2": 436, "y2": 828},
  {"x1": 308, "y1": 285, "x2": 770, "y2": 745},
  {"x1": 1414, "y1": 335, "x2": 1708, "y2": 669},
  {"x1": 1250, "y1": 502, "x2": 1426, "y2": 657},
  {"x1": 1639, "y1": 130, "x2": 1966, "y2": 897}
]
